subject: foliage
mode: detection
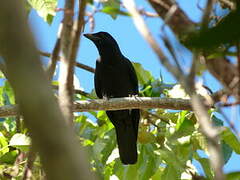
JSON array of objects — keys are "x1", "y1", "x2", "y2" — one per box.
[
  {"x1": 0, "y1": 63, "x2": 239, "y2": 179},
  {"x1": 0, "y1": 0, "x2": 240, "y2": 179}
]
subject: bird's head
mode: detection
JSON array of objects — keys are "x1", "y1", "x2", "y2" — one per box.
[{"x1": 84, "y1": 32, "x2": 122, "y2": 58}]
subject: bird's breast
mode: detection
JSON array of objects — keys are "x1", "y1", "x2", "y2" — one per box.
[{"x1": 98, "y1": 62, "x2": 134, "y2": 97}]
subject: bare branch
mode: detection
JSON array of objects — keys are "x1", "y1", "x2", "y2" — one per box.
[
  {"x1": 218, "y1": 0, "x2": 236, "y2": 9},
  {"x1": 52, "y1": 85, "x2": 92, "y2": 98},
  {"x1": 191, "y1": 95, "x2": 225, "y2": 180},
  {"x1": 0, "y1": 1, "x2": 94, "y2": 179},
  {"x1": 123, "y1": 0, "x2": 182, "y2": 81},
  {"x1": 0, "y1": 97, "x2": 192, "y2": 117},
  {"x1": 148, "y1": 0, "x2": 195, "y2": 36},
  {"x1": 201, "y1": 0, "x2": 215, "y2": 29},
  {"x1": 75, "y1": 97, "x2": 192, "y2": 111},
  {"x1": 46, "y1": 37, "x2": 61, "y2": 80},
  {"x1": 22, "y1": 147, "x2": 36, "y2": 180},
  {"x1": 39, "y1": 50, "x2": 95, "y2": 73},
  {"x1": 58, "y1": 0, "x2": 75, "y2": 123},
  {"x1": 126, "y1": 1, "x2": 225, "y2": 178}
]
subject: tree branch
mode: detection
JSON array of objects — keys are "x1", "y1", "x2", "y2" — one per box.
[
  {"x1": 0, "y1": 1, "x2": 94, "y2": 179},
  {"x1": 39, "y1": 50, "x2": 95, "y2": 73},
  {"x1": 46, "y1": 36, "x2": 61, "y2": 80},
  {"x1": 125, "y1": 0, "x2": 225, "y2": 179},
  {"x1": 58, "y1": 0, "x2": 75, "y2": 123},
  {"x1": 0, "y1": 97, "x2": 192, "y2": 117}
]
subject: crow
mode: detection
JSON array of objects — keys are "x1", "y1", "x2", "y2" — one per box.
[{"x1": 84, "y1": 32, "x2": 140, "y2": 164}]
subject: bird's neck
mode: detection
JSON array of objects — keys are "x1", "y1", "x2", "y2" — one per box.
[{"x1": 99, "y1": 49, "x2": 123, "y2": 63}]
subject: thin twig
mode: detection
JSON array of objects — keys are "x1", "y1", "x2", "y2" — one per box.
[
  {"x1": 218, "y1": 0, "x2": 235, "y2": 9},
  {"x1": 123, "y1": 0, "x2": 183, "y2": 82},
  {"x1": 52, "y1": 85, "x2": 92, "y2": 98},
  {"x1": 191, "y1": 95, "x2": 224, "y2": 180},
  {"x1": 201, "y1": 0, "x2": 215, "y2": 29},
  {"x1": 47, "y1": 37, "x2": 61, "y2": 80},
  {"x1": 142, "y1": 109, "x2": 170, "y2": 124},
  {"x1": 22, "y1": 146, "x2": 36, "y2": 180},
  {"x1": 125, "y1": 0, "x2": 225, "y2": 179},
  {"x1": 39, "y1": 50, "x2": 95, "y2": 73},
  {"x1": 216, "y1": 105, "x2": 240, "y2": 136},
  {"x1": 236, "y1": 42, "x2": 240, "y2": 100}
]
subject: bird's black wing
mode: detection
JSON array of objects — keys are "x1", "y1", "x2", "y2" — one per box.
[
  {"x1": 123, "y1": 58, "x2": 140, "y2": 143},
  {"x1": 94, "y1": 60, "x2": 103, "y2": 99},
  {"x1": 124, "y1": 58, "x2": 139, "y2": 95}
]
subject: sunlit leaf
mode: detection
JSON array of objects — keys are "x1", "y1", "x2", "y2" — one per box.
[
  {"x1": 3, "y1": 81, "x2": 15, "y2": 105},
  {"x1": 194, "y1": 153, "x2": 214, "y2": 180},
  {"x1": 138, "y1": 130, "x2": 155, "y2": 144},
  {"x1": 100, "y1": 0, "x2": 121, "y2": 19},
  {"x1": 9, "y1": 133, "x2": 31, "y2": 152},
  {"x1": 168, "y1": 84, "x2": 189, "y2": 99},
  {"x1": 151, "y1": 168, "x2": 164, "y2": 180},
  {"x1": 161, "y1": 165, "x2": 179, "y2": 180},
  {"x1": 132, "y1": 63, "x2": 153, "y2": 85},
  {"x1": 226, "y1": 171, "x2": 240, "y2": 180},
  {"x1": 138, "y1": 144, "x2": 160, "y2": 180},
  {"x1": 101, "y1": 7, "x2": 130, "y2": 19},
  {"x1": 27, "y1": 0, "x2": 57, "y2": 24},
  {"x1": 221, "y1": 127, "x2": 240, "y2": 154},
  {"x1": 0, "y1": 132, "x2": 9, "y2": 155},
  {"x1": 0, "y1": 150, "x2": 18, "y2": 164}
]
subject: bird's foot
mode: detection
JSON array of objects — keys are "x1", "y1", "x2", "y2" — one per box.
[
  {"x1": 129, "y1": 94, "x2": 139, "y2": 99},
  {"x1": 103, "y1": 95, "x2": 109, "y2": 101}
]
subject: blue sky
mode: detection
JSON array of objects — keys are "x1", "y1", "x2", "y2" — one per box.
[{"x1": 28, "y1": 0, "x2": 239, "y2": 174}]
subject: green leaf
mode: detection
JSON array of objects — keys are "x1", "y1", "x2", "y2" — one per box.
[
  {"x1": 151, "y1": 168, "x2": 164, "y2": 180},
  {"x1": 27, "y1": 0, "x2": 57, "y2": 24},
  {"x1": 161, "y1": 165, "x2": 179, "y2": 180},
  {"x1": 132, "y1": 63, "x2": 153, "y2": 85},
  {"x1": 101, "y1": 7, "x2": 130, "y2": 19},
  {"x1": 211, "y1": 115, "x2": 224, "y2": 127},
  {"x1": 75, "y1": 115, "x2": 97, "y2": 141},
  {"x1": 195, "y1": 155, "x2": 214, "y2": 180},
  {"x1": 3, "y1": 81, "x2": 15, "y2": 105},
  {"x1": 221, "y1": 127, "x2": 240, "y2": 154},
  {"x1": 0, "y1": 71, "x2": 5, "y2": 78},
  {"x1": 171, "y1": 111, "x2": 195, "y2": 140},
  {"x1": 0, "y1": 132, "x2": 9, "y2": 155},
  {"x1": 138, "y1": 130, "x2": 155, "y2": 144},
  {"x1": 191, "y1": 133, "x2": 208, "y2": 152},
  {"x1": 101, "y1": 0, "x2": 121, "y2": 19},
  {"x1": 221, "y1": 141, "x2": 232, "y2": 164},
  {"x1": 226, "y1": 171, "x2": 240, "y2": 180},
  {"x1": 0, "y1": 150, "x2": 18, "y2": 164},
  {"x1": 101, "y1": 129, "x2": 116, "y2": 164},
  {"x1": 9, "y1": 133, "x2": 31, "y2": 152},
  {"x1": 122, "y1": 164, "x2": 138, "y2": 180},
  {"x1": 137, "y1": 144, "x2": 160, "y2": 180}
]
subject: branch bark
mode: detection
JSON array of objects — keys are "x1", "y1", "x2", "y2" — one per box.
[
  {"x1": 58, "y1": 0, "x2": 75, "y2": 123},
  {"x1": 0, "y1": 1, "x2": 94, "y2": 179},
  {"x1": 125, "y1": 0, "x2": 225, "y2": 179},
  {"x1": 0, "y1": 97, "x2": 192, "y2": 117},
  {"x1": 39, "y1": 50, "x2": 95, "y2": 73}
]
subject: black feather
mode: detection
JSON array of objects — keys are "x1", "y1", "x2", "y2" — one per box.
[{"x1": 84, "y1": 32, "x2": 140, "y2": 164}]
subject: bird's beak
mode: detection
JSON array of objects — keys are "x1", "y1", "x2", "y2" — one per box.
[{"x1": 83, "y1": 33, "x2": 101, "y2": 41}]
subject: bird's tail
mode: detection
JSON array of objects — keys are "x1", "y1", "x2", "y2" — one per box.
[{"x1": 115, "y1": 121, "x2": 138, "y2": 165}]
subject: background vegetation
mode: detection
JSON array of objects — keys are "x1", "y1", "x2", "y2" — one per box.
[{"x1": 0, "y1": 0, "x2": 240, "y2": 179}]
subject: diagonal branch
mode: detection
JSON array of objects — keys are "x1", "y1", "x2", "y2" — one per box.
[
  {"x1": 125, "y1": 0, "x2": 225, "y2": 179},
  {"x1": 39, "y1": 50, "x2": 95, "y2": 73}
]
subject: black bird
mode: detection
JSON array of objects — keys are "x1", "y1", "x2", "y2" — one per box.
[{"x1": 84, "y1": 32, "x2": 140, "y2": 164}]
